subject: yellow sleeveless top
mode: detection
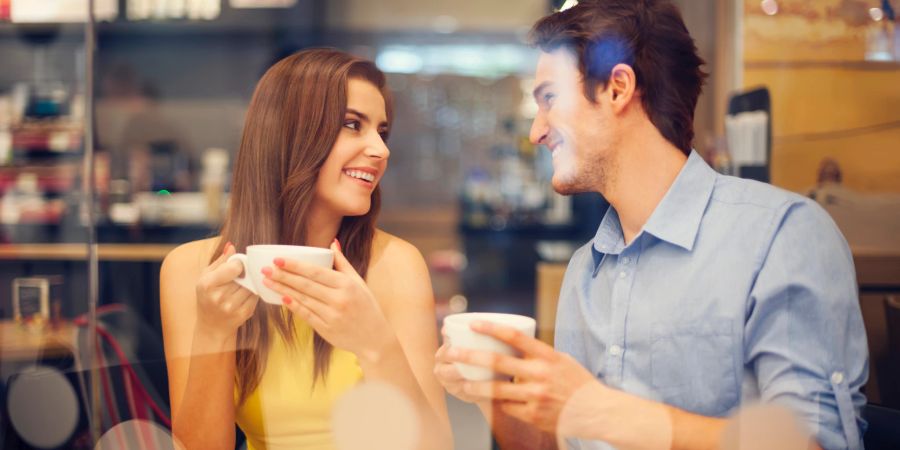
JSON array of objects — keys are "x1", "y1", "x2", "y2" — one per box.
[{"x1": 235, "y1": 314, "x2": 364, "y2": 450}]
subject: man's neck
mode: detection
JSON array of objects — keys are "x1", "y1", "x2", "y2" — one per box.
[{"x1": 600, "y1": 127, "x2": 688, "y2": 246}]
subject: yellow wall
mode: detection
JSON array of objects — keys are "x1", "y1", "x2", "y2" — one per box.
[{"x1": 743, "y1": 0, "x2": 900, "y2": 193}]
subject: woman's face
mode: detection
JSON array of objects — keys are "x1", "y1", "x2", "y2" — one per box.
[{"x1": 313, "y1": 78, "x2": 390, "y2": 218}]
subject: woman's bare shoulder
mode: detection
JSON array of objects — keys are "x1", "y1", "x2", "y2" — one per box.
[
  {"x1": 368, "y1": 230, "x2": 431, "y2": 300},
  {"x1": 161, "y1": 237, "x2": 222, "y2": 281},
  {"x1": 370, "y1": 229, "x2": 426, "y2": 270}
]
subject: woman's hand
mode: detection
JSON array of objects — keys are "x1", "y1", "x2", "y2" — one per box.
[
  {"x1": 263, "y1": 240, "x2": 395, "y2": 361},
  {"x1": 194, "y1": 242, "x2": 259, "y2": 339}
]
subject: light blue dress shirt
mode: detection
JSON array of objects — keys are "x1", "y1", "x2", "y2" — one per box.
[{"x1": 555, "y1": 151, "x2": 868, "y2": 450}]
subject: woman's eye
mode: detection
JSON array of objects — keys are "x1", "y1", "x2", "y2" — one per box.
[
  {"x1": 343, "y1": 120, "x2": 360, "y2": 131},
  {"x1": 378, "y1": 129, "x2": 389, "y2": 141}
]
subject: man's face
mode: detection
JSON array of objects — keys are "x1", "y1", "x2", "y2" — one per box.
[{"x1": 529, "y1": 49, "x2": 617, "y2": 195}]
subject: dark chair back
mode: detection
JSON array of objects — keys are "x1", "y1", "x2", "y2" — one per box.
[
  {"x1": 883, "y1": 296, "x2": 900, "y2": 407},
  {"x1": 863, "y1": 403, "x2": 900, "y2": 449}
]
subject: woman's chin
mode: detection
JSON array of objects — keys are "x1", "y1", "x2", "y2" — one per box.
[{"x1": 338, "y1": 203, "x2": 372, "y2": 218}]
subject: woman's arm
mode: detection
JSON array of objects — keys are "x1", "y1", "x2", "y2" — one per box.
[
  {"x1": 160, "y1": 240, "x2": 256, "y2": 450},
  {"x1": 364, "y1": 236, "x2": 452, "y2": 449}
]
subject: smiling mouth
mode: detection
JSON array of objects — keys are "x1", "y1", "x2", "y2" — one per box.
[
  {"x1": 548, "y1": 143, "x2": 562, "y2": 155},
  {"x1": 343, "y1": 169, "x2": 376, "y2": 185}
]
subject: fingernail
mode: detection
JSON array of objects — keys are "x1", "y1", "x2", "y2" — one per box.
[
  {"x1": 282, "y1": 296, "x2": 292, "y2": 305},
  {"x1": 273, "y1": 258, "x2": 285, "y2": 267},
  {"x1": 261, "y1": 267, "x2": 273, "y2": 277},
  {"x1": 333, "y1": 239, "x2": 342, "y2": 252},
  {"x1": 446, "y1": 348, "x2": 459, "y2": 358},
  {"x1": 471, "y1": 321, "x2": 487, "y2": 331}
]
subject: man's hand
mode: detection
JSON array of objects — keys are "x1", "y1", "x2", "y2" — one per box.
[
  {"x1": 443, "y1": 320, "x2": 753, "y2": 450},
  {"x1": 444, "y1": 320, "x2": 599, "y2": 434},
  {"x1": 434, "y1": 330, "x2": 490, "y2": 405}
]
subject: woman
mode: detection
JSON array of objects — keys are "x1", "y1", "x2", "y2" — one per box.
[{"x1": 160, "y1": 49, "x2": 451, "y2": 450}]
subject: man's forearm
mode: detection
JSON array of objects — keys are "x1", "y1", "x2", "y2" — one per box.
[
  {"x1": 667, "y1": 406, "x2": 727, "y2": 450},
  {"x1": 478, "y1": 401, "x2": 558, "y2": 450},
  {"x1": 561, "y1": 383, "x2": 724, "y2": 450}
]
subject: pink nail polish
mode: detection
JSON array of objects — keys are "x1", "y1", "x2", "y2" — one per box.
[
  {"x1": 282, "y1": 296, "x2": 292, "y2": 305},
  {"x1": 273, "y1": 258, "x2": 285, "y2": 268},
  {"x1": 261, "y1": 267, "x2": 273, "y2": 277}
]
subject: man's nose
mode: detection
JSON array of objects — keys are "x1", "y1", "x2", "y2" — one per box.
[{"x1": 530, "y1": 112, "x2": 549, "y2": 146}]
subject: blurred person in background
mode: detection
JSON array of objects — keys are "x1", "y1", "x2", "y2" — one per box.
[
  {"x1": 160, "y1": 49, "x2": 451, "y2": 450},
  {"x1": 808, "y1": 157, "x2": 848, "y2": 206},
  {"x1": 435, "y1": 1, "x2": 868, "y2": 449},
  {"x1": 99, "y1": 64, "x2": 193, "y2": 192}
]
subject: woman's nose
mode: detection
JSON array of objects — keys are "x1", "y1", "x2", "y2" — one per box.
[{"x1": 365, "y1": 135, "x2": 390, "y2": 160}]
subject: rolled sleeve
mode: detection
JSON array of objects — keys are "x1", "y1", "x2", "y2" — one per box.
[{"x1": 745, "y1": 200, "x2": 868, "y2": 450}]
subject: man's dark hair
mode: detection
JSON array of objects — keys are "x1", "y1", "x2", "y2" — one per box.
[{"x1": 530, "y1": 0, "x2": 707, "y2": 155}]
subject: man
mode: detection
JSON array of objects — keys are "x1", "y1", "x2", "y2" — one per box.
[{"x1": 434, "y1": 1, "x2": 868, "y2": 449}]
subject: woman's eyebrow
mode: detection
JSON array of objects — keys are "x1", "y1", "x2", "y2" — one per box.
[
  {"x1": 346, "y1": 108, "x2": 369, "y2": 123},
  {"x1": 347, "y1": 108, "x2": 388, "y2": 128}
]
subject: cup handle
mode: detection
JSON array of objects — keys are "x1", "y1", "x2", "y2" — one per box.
[{"x1": 226, "y1": 253, "x2": 257, "y2": 295}]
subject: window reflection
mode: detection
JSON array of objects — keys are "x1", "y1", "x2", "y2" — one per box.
[{"x1": 0, "y1": 1, "x2": 898, "y2": 449}]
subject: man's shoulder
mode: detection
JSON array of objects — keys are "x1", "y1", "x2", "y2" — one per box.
[
  {"x1": 557, "y1": 240, "x2": 596, "y2": 284},
  {"x1": 568, "y1": 240, "x2": 595, "y2": 266},
  {"x1": 711, "y1": 174, "x2": 811, "y2": 212},
  {"x1": 710, "y1": 175, "x2": 848, "y2": 264}
]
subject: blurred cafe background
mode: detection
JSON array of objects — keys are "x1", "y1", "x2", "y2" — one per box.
[{"x1": 0, "y1": 0, "x2": 898, "y2": 449}]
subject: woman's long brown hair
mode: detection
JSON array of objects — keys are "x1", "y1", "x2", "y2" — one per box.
[{"x1": 212, "y1": 48, "x2": 392, "y2": 405}]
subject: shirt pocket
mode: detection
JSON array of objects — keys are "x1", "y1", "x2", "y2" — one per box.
[{"x1": 649, "y1": 319, "x2": 738, "y2": 417}]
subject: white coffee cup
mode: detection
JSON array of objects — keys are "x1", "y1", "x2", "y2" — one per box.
[
  {"x1": 443, "y1": 312, "x2": 537, "y2": 381},
  {"x1": 227, "y1": 245, "x2": 334, "y2": 305}
]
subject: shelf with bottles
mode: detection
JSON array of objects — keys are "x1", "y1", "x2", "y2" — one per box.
[
  {"x1": 0, "y1": 161, "x2": 78, "y2": 192},
  {"x1": 0, "y1": 1, "x2": 320, "y2": 39},
  {"x1": 0, "y1": 89, "x2": 84, "y2": 227},
  {"x1": 0, "y1": 171, "x2": 69, "y2": 225},
  {"x1": 6, "y1": 119, "x2": 83, "y2": 160}
]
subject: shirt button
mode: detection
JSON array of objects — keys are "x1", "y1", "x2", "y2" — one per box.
[
  {"x1": 619, "y1": 271, "x2": 627, "y2": 279},
  {"x1": 831, "y1": 371, "x2": 844, "y2": 385},
  {"x1": 609, "y1": 345, "x2": 622, "y2": 356},
  {"x1": 622, "y1": 256, "x2": 630, "y2": 264}
]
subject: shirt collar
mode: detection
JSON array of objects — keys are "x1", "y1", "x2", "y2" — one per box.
[
  {"x1": 592, "y1": 206, "x2": 625, "y2": 256},
  {"x1": 591, "y1": 150, "x2": 717, "y2": 258},
  {"x1": 641, "y1": 150, "x2": 717, "y2": 251},
  {"x1": 590, "y1": 206, "x2": 624, "y2": 274}
]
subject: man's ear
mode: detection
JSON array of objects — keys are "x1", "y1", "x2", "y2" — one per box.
[{"x1": 604, "y1": 63, "x2": 637, "y2": 114}]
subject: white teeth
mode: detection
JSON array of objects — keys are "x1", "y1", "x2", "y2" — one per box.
[{"x1": 344, "y1": 170, "x2": 375, "y2": 182}]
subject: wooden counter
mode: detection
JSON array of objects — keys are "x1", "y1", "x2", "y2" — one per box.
[
  {"x1": 0, "y1": 244, "x2": 178, "y2": 262},
  {"x1": 0, "y1": 320, "x2": 77, "y2": 361},
  {"x1": 536, "y1": 262, "x2": 567, "y2": 345}
]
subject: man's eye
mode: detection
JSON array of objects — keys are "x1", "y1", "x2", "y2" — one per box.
[
  {"x1": 543, "y1": 93, "x2": 556, "y2": 106},
  {"x1": 344, "y1": 120, "x2": 360, "y2": 131}
]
